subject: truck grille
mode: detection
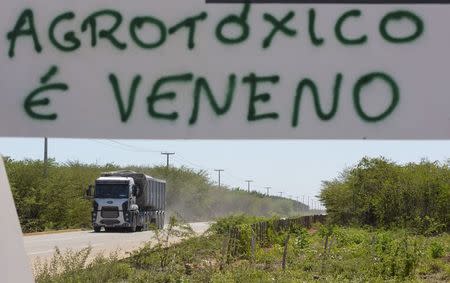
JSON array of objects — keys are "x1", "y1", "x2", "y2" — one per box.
[{"x1": 101, "y1": 206, "x2": 119, "y2": 218}]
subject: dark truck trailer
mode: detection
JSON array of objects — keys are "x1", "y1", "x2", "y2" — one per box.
[{"x1": 91, "y1": 171, "x2": 166, "y2": 232}]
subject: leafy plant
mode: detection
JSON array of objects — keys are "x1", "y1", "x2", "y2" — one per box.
[
  {"x1": 34, "y1": 246, "x2": 92, "y2": 281},
  {"x1": 430, "y1": 241, "x2": 445, "y2": 259},
  {"x1": 152, "y1": 215, "x2": 195, "y2": 270}
]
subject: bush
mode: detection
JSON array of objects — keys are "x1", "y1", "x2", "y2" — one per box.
[
  {"x1": 6, "y1": 159, "x2": 304, "y2": 233},
  {"x1": 320, "y1": 157, "x2": 450, "y2": 233},
  {"x1": 430, "y1": 241, "x2": 445, "y2": 259},
  {"x1": 372, "y1": 232, "x2": 423, "y2": 279},
  {"x1": 413, "y1": 216, "x2": 447, "y2": 236},
  {"x1": 209, "y1": 214, "x2": 265, "y2": 235}
]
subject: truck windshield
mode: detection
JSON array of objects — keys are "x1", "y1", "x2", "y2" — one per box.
[{"x1": 95, "y1": 184, "x2": 129, "y2": 199}]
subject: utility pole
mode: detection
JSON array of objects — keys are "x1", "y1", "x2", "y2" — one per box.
[
  {"x1": 44, "y1": 137, "x2": 48, "y2": 177},
  {"x1": 161, "y1": 152, "x2": 175, "y2": 169},
  {"x1": 279, "y1": 192, "x2": 283, "y2": 198},
  {"x1": 44, "y1": 137, "x2": 48, "y2": 164},
  {"x1": 214, "y1": 169, "x2": 224, "y2": 189},
  {"x1": 245, "y1": 180, "x2": 253, "y2": 193},
  {"x1": 264, "y1": 186, "x2": 271, "y2": 196},
  {"x1": 307, "y1": 196, "x2": 311, "y2": 211}
]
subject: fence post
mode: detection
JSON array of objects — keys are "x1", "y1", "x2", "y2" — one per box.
[
  {"x1": 250, "y1": 232, "x2": 256, "y2": 264},
  {"x1": 220, "y1": 235, "x2": 230, "y2": 271},
  {"x1": 227, "y1": 228, "x2": 235, "y2": 263},
  {"x1": 282, "y1": 234, "x2": 290, "y2": 271}
]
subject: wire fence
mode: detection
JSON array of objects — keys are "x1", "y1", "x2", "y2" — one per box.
[{"x1": 226, "y1": 215, "x2": 327, "y2": 258}]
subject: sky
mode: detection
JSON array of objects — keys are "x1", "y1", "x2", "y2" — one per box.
[{"x1": 0, "y1": 138, "x2": 449, "y2": 207}]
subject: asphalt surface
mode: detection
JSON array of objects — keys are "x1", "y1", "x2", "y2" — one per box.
[{"x1": 23, "y1": 222, "x2": 211, "y2": 265}]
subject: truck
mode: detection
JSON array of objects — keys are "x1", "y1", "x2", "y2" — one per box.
[{"x1": 87, "y1": 171, "x2": 166, "y2": 232}]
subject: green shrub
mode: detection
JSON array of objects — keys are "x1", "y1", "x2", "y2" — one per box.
[
  {"x1": 6, "y1": 159, "x2": 302, "y2": 233},
  {"x1": 34, "y1": 246, "x2": 92, "y2": 281},
  {"x1": 209, "y1": 214, "x2": 265, "y2": 235},
  {"x1": 291, "y1": 226, "x2": 310, "y2": 251},
  {"x1": 413, "y1": 216, "x2": 447, "y2": 236},
  {"x1": 372, "y1": 232, "x2": 423, "y2": 279},
  {"x1": 320, "y1": 157, "x2": 450, "y2": 234},
  {"x1": 430, "y1": 241, "x2": 445, "y2": 259}
]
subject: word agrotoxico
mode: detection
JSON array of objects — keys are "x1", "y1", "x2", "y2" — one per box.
[{"x1": 7, "y1": 4, "x2": 424, "y2": 125}]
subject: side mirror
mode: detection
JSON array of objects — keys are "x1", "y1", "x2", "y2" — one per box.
[{"x1": 132, "y1": 185, "x2": 137, "y2": 196}]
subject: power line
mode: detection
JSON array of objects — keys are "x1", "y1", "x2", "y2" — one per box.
[
  {"x1": 223, "y1": 171, "x2": 246, "y2": 183},
  {"x1": 174, "y1": 154, "x2": 211, "y2": 171},
  {"x1": 90, "y1": 139, "x2": 156, "y2": 153},
  {"x1": 91, "y1": 140, "x2": 228, "y2": 185},
  {"x1": 103, "y1": 140, "x2": 209, "y2": 171},
  {"x1": 108, "y1": 140, "x2": 161, "y2": 153},
  {"x1": 88, "y1": 140, "x2": 319, "y2": 202},
  {"x1": 94, "y1": 139, "x2": 207, "y2": 173}
]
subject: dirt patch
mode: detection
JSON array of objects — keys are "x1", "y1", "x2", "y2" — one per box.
[{"x1": 443, "y1": 255, "x2": 450, "y2": 263}]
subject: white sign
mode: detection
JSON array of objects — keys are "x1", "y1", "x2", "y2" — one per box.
[
  {"x1": 0, "y1": 157, "x2": 34, "y2": 283},
  {"x1": 0, "y1": 0, "x2": 449, "y2": 139}
]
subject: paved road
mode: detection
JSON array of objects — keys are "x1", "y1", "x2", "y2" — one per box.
[{"x1": 24, "y1": 222, "x2": 210, "y2": 265}]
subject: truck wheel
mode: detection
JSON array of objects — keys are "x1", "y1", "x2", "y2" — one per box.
[
  {"x1": 94, "y1": 226, "x2": 101, "y2": 233},
  {"x1": 156, "y1": 215, "x2": 161, "y2": 230},
  {"x1": 160, "y1": 214, "x2": 164, "y2": 229},
  {"x1": 159, "y1": 214, "x2": 165, "y2": 229}
]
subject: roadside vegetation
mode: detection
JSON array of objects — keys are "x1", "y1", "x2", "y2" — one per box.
[
  {"x1": 4, "y1": 158, "x2": 309, "y2": 233},
  {"x1": 34, "y1": 215, "x2": 450, "y2": 282},
  {"x1": 10, "y1": 156, "x2": 450, "y2": 281},
  {"x1": 320, "y1": 157, "x2": 450, "y2": 234}
]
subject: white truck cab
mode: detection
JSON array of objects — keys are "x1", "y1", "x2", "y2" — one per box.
[
  {"x1": 92, "y1": 176, "x2": 137, "y2": 232},
  {"x1": 88, "y1": 171, "x2": 166, "y2": 233}
]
